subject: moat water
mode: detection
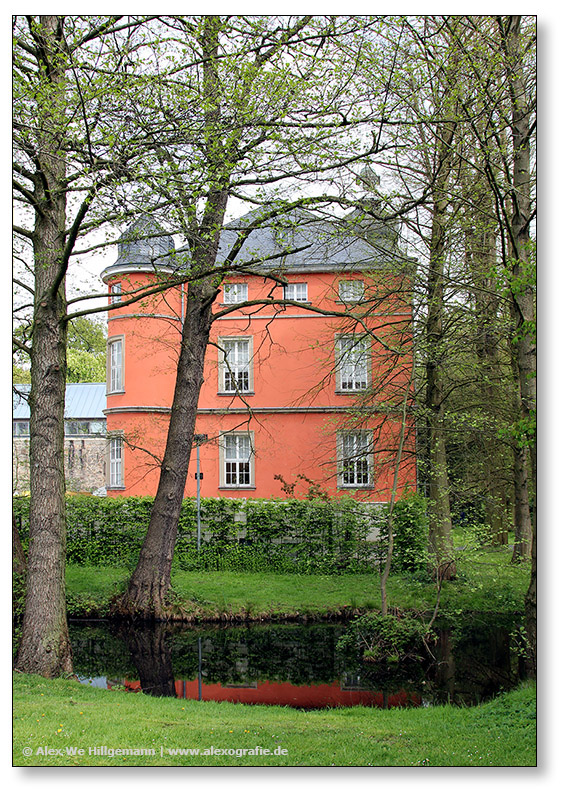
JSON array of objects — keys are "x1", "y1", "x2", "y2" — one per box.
[{"x1": 69, "y1": 615, "x2": 526, "y2": 710}]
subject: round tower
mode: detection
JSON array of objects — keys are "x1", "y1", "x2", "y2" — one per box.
[{"x1": 101, "y1": 217, "x2": 181, "y2": 495}]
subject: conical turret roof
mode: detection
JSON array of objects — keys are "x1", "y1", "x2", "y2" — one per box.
[{"x1": 115, "y1": 216, "x2": 175, "y2": 267}]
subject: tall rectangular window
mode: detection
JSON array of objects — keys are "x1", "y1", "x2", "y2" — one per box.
[
  {"x1": 221, "y1": 433, "x2": 254, "y2": 487},
  {"x1": 284, "y1": 283, "x2": 308, "y2": 302},
  {"x1": 339, "y1": 431, "x2": 372, "y2": 487},
  {"x1": 109, "y1": 436, "x2": 124, "y2": 487},
  {"x1": 339, "y1": 280, "x2": 364, "y2": 303},
  {"x1": 108, "y1": 337, "x2": 124, "y2": 393},
  {"x1": 223, "y1": 283, "x2": 248, "y2": 304},
  {"x1": 110, "y1": 282, "x2": 122, "y2": 303},
  {"x1": 219, "y1": 337, "x2": 252, "y2": 393},
  {"x1": 336, "y1": 335, "x2": 370, "y2": 391}
]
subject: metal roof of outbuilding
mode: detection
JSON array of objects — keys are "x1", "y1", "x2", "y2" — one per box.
[{"x1": 13, "y1": 383, "x2": 106, "y2": 420}]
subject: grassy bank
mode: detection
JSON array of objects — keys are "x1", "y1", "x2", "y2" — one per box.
[
  {"x1": 12, "y1": 673, "x2": 536, "y2": 767},
  {"x1": 65, "y1": 543, "x2": 530, "y2": 620}
]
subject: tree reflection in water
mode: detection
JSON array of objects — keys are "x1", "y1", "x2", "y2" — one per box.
[{"x1": 69, "y1": 617, "x2": 525, "y2": 708}]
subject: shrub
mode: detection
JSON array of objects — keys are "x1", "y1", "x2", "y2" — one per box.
[
  {"x1": 337, "y1": 611, "x2": 432, "y2": 663},
  {"x1": 374, "y1": 493, "x2": 429, "y2": 573}
]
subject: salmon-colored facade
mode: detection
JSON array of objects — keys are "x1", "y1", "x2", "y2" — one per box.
[{"x1": 102, "y1": 209, "x2": 416, "y2": 503}]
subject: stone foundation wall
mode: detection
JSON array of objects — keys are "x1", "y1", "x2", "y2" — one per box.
[{"x1": 13, "y1": 437, "x2": 107, "y2": 494}]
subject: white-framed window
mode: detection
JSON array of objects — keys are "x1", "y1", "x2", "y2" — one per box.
[
  {"x1": 223, "y1": 283, "x2": 248, "y2": 304},
  {"x1": 108, "y1": 435, "x2": 124, "y2": 487},
  {"x1": 218, "y1": 337, "x2": 253, "y2": 393},
  {"x1": 339, "y1": 280, "x2": 364, "y2": 303},
  {"x1": 338, "y1": 431, "x2": 372, "y2": 488},
  {"x1": 110, "y1": 282, "x2": 122, "y2": 303},
  {"x1": 336, "y1": 335, "x2": 370, "y2": 391},
  {"x1": 284, "y1": 282, "x2": 308, "y2": 302},
  {"x1": 108, "y1": 336, "x2": 124, "y2": 393},
  {"x1": 13, "y1": 421, "x2": 30, "y2": 437},
  {"x1": 220, "y1": 432, "x2": 254, "y2": 487}
]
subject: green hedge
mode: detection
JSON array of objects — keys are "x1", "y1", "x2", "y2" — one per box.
[
  {"x1": 373, "y1": 493, "x2": 429, "y2": 573},
  {"x1": 13, "y1": 493, "x2": 428, "y2": 575}
]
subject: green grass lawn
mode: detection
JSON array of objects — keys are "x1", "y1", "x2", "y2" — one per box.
[
  {"x1": 64, "y1": 542, "x2": 530, "y2": 620},
  {"x1": 12, "y1": 673, "x2": 536, "y2": 767}
]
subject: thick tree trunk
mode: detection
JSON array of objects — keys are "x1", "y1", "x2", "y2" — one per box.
[
  {"x1": 119, "y1": 18, "x2": 230, "y2": 619},
  {"x1": 15, "y1": 15, "x2": 72, "y2": 677},
  {"x1": 118, "y1": 285, "x2": 216, "y2": 618},
  {"x1": 15, "y1": 209, "x2": 72, "y2": 676}
]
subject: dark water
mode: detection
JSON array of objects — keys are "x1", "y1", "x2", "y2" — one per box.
[{"x1": 69, "y1": 615, "x2": 525, "y2": 710}]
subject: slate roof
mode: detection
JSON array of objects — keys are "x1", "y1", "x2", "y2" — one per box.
[
  {"x1": 101, "y1": 217, "x2": 177, "y2": 281},
  {"x1": 13, "y1": 383, "x2": 107, "y2": 420},
  {"x1": 215, "y1": 205, "x2": 409, "y2": 273},
  {"x1": 103, "y1": 202, "x2": 411, "y2": 278}
]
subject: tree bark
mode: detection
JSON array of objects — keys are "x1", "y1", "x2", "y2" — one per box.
[
  {"x1": 510, "y1": 324, "x2": 533, "y2": 561},
  {"x1": 14, "y1": 15, "x2": 73, "y2": 676},
  {"x1": 465, "y1": 223, "x2": 510, "y2": 546},
  {"x1": 118, "y1": 286, "x2": 216, "y2": 618},
  {"x1": 118, "y1": 17, "x2": 229, "y2": 618},
  {"x1": 425, "y1": 121, "x2": 457, "y2": 580}
]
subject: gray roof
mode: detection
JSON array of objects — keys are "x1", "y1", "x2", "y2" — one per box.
[
  {"x1": 13, "y1": 383, "x2": 106, "y2": 420},
  {"x1": 105, "y1": 216, "x2": 176, "y2": 275},
  {"x1": 215, "y1": 205, "x2": 409, "y2": 273},
  {"x1": 104, "y1": 203, "x2": 411, "y2": 279}
]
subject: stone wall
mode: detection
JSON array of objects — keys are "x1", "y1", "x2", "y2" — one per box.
[{"x1": 13, "y1": 437, "x2": 107, "y2": 494}]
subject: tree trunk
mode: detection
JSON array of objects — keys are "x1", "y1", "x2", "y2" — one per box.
[
  {"x1": 118, "y1": 285, "x2": 216, "y2": 618},
  {"x1": 425, "y1": 121, "x2": 457, "y2": 581},
  {"x1": 511, "y1": 410, "x2": 532, "y2": 561},
  {"x1": 119, "y1": 17, "x2": 230, "y2": 619},
  {"x1": 524, "y1": 518, "x2": 537, "y2": 676},
  {"x1": 497, "y1": 16, "x2": 536, "y2": 662},
  {"x1": 15, "y1": 15, "x2": 72, "y2": 677},
  {"x1": 466, "y1": 223, "x2": 509, "y2": 546},
  {"x1": 380, "y1": 370, "x2": 412, "y2": 615}
]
